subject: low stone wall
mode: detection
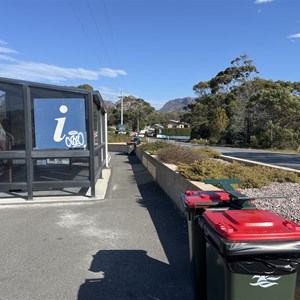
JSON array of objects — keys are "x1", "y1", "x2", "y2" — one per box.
[
  {"x1": 108, "y1": 143, "x2": 128, "y2": 153},
  {"x1": 135, "y1": 149, "x2": 219, "y2": 213}
]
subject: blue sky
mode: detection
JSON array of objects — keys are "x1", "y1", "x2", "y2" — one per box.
[{"x1": 0, "y1": 0, "x2": 299, "y2": 110}]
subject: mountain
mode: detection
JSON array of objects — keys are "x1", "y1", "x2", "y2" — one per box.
[
  {"x1": 158, "y1": 97, "x2": 195, "y2": 113},
  {"x1": 103, "y1": 100, "x2": 115, "y2": 109}
]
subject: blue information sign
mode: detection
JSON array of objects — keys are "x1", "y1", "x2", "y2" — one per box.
[{"x1": 34, "y1": 98, "x2": 86, "y2": 149}]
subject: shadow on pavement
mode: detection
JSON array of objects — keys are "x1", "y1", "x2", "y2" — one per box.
[
  {"x1": 78, "y1": 154, "x2": 193, "y2": 300},
  {"x1": 128, "y1": 155, "x2": 191, "y2": 269},
  {"x1": 78, "y1": 250, "x2": 190, "y2": 300}
]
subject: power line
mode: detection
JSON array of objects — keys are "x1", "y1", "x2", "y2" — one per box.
[
  {"x1": 87, "y1": 0, "x2": 114, "y2": 68},
  {"x1": 102, "y1": 0, "x2": 126, "y2": 92},
  {"x1": 68, "y1": 1, "x2": 105, "y2": 69},
  {"x1": 86, "y1": 0, "x2": 126, "y2": 99},
  {"x1": 69, "y1": 0, "x2": 126, "y2": 100}
]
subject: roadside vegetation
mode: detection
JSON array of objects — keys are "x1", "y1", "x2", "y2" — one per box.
[
  {"x1": 107, "y1": 130, "x2": 147, "y2": 143},
  {"x1": 107, "y1": 131, "x2": 130, "y2": 143},
  {"x1": 106, "y1": 55, "x2": 300, "y2": 152},
  {"x1": 182, "y1": 55, "x2": 300, "y2": 150},
  {"x1": 138, "y1": 141, "x2": 300, "y2": 188}
]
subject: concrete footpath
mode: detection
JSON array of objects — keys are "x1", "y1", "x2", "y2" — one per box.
[
  {"x1": 0, "y1": 152, "x2": 193, "y2": 300},
  {"x1": 2, "y1": 151, "x2": 299, "y2": 300}
]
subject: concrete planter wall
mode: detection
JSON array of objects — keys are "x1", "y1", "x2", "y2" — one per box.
[
  {"x1": 108, "y1": 143, "x2": 128, "y2": 153},
  {"x1": 135, "y1": 149, "x2": 218, "y2": 213}
]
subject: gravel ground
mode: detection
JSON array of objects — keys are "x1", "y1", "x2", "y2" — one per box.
[{"x1": 241, "y1": 182, "x2": 300, "y2": 223}]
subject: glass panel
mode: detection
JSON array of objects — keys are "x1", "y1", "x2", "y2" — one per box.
[
  {"x1": 93, "y1": 100, "x2": 107, "y2": 178},
  {"x1": 34, "y1": 157, "x2": 89, "y2": 181},
  {"x1": 0, "y1": 158, "x2": 26, "y2": 183},
  {"x1": 93, "y1": 102, "x2": 99, "y2": 146},
  {"x1": 94, "y1": 152, "x2": 99, "y2": 176},
  {"x1": 30, "y1": 87, "x2": 88, "y2": 149},
  {"x1": 0, "y1": 83, "x2": 25, "y2": 151}
]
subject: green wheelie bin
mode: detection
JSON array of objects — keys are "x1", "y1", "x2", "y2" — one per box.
[
  {"x1": 126, "y1": 141, "x2": 136, "y2": 155},
  {"x1": 199, "y1": 208, "x2": 300, "y2": 300},
  {"x1": 182, "y1": 189, "x2": 232, "y2": 300},
  {"x1": 181, "y1": 179, "x2": 256, "y2": 300}
]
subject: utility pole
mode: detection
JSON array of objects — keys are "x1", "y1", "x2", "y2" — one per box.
[{"x1": 119, "y1": 91, "x2": 124, "y2": 125}]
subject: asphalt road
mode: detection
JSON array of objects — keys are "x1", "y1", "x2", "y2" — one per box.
[
  {"x1": 0, "y1": 153, "x2": 193, "y2": 300},
  {"x1": 157, "y1": 139, "x2": 300, "y2": 171},
  {"x1": 213, "y1": 146, "x2": 300, "y2": 171}
]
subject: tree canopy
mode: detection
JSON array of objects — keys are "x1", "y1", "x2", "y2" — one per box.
[
  {"x1": 185, "y1": 55, "x2": 300, "y2": 149},
  {"x1": 107, "y1": 96, "x2": 155, "y2": 132}
]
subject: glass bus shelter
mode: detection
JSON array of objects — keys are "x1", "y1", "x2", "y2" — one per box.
[{"x1": 0, "y1": 77, "x2": 108, "y2": 200}]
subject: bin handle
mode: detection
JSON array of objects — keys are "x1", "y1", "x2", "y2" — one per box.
[
  {"x1": 194, "y1": 201, "x2": 221, "y2": 207},
  {"x1": 181, "y1": 194, "x2": 188, "y2": 209},
  {"x1": 204, "y1": 178, "x2": 288, "y2": 203},
  {"x1": 181, "y1": 195, "x2": 223, "y2": 210}
]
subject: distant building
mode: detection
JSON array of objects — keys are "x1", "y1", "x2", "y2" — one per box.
[{"x1": 166, "y1": 120, "x2": 189, "y2": 129}]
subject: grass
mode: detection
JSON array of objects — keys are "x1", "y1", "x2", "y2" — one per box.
[
  {"x1": 138, "y1": 141, "x2": 174, "y2": 155},
  {"x1": 108, "y1": 132, "x2": 130, "y2": 143},
  {"x1": 177, "y1": 161, "x2": 300, "y2": 188},
  {"x1": 138, "y1": 141, "x2": 300, "y2": 188},
  {"x1": 139, "y1": 141, "x2": 221, "y2": 158}
]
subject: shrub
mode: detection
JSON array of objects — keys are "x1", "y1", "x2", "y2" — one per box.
[
  {"x1": 268, "y1": 168, "x2": 300, "y2": 183},
  {"x1": 192, "y1": 146, "x2": 221, "y2": 158},
  {"x1": 140, "y1": 142, "x2": 220, "y2": 161},
  {"x1": 177, "y1": 160, "x2": 300, "y2": 188},
  {"x1": 189, "y1": 139, "x2": 209, "y2": 145},
  {"x1": 138, "y1": 142, "x2": 300, "y2": 188},
  {"x1": 138, "y1": 141, "x2": 174, "y2": 155},
  {"x1": 108, "y1": 132, "x2": 129, "y2": 143},
  {"x1": 162, "y1": 128, "x2": 191, "y2": 137},
  {"x1": 157, "y1": 145, "x2": 205, "y2": 165},
  {"x1": 177, "y1": 160, "x2": 230, "y2": 181}
]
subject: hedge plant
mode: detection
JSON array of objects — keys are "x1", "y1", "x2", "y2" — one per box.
[{"x1": 138, "y1": 141, "x2": 300, "y2": 188}]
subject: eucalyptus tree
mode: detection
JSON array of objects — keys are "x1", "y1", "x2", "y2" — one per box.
[
  {"x1": 247, "y1": 80, "x2": 300, "y2": 149},
  {"x1": 116, "y1": 96, "x2": 155, "y2": 132},
  {"x1": 190, "y1": 55, "x2": 259, "y2": 143}
]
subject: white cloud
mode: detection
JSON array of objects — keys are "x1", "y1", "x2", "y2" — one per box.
[
  {"x1": 0, "y1": 41, "x2": 127, "y2": 83},
  {"x1": 0, "y1": 61, "x2": 101, "y2": 82},
  {"x1": 99, "y1": 68, "x2": 127, "y2": 78},
  {"x1": 0, "y1": 46, "x2": 19, "y2": 54},
  {"x1": 0, "y1": 54, "x2": 17, "y2": 62},
  {"x1": 0, "y1": 61, "x2": 127, "y2": 82},
  {"x1": 0, "y1": 42, "x2": 18, "y2": 62},
  {"x1": 254, "y1": 0, "x2": 274, "y2": 3},
  {"x1": 287, "y1": 33, "x2": 300, "y2": 39},
  {"x1": 97, "y1": 86, "x2": 120, "y2": 101}
]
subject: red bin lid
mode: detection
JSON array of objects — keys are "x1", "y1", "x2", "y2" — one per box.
[
  {"x1": 184, "y1": 190, "x2": 231, "y2": 208},
  {"x1": 203, "y1": 209, "x2": 300, "y2": 241}
]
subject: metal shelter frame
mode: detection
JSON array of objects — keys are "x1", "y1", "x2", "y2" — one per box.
[{"x1": 0, "y1": 77, "x2": 108, "y2": 200}]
